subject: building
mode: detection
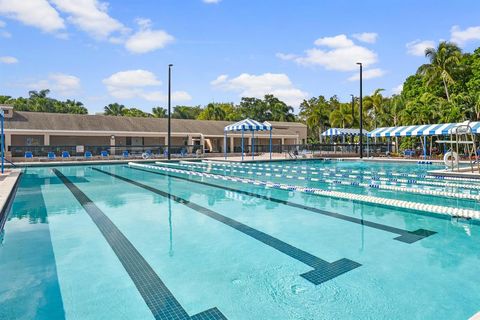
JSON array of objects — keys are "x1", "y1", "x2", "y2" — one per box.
[{"x1": 1, "y1": 106, "x2": 307, "y2": 159}]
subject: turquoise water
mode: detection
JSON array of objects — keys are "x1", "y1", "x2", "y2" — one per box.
[{"x1": 0, "y1": 160, "x2": 479, "y2": 319}]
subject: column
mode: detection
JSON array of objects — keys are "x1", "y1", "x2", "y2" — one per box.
[
  {"x1": 44, "y1": 133, "x2": 50, "y2": 145},
  {"x1": 200, "y1": 135, "x2": 205, "y2": 154},
  {"x1": 4, "y1": 133, "x2": 11, "y2": 159},
  {"x1": 230, "y1": 137, "x2": 234, "y2": 153},
  {"x1": 110, "y1": 135, "x2": 116, "y2": 156}
]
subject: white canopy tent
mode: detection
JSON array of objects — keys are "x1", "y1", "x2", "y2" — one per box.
[{"x1": 224, "y1": 119, "x2": 272, "y2": 160}]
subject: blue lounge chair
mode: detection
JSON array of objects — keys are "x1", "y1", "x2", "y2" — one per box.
[
  {"x1": 122, "y1": 150, "x2": 129, "y2": 158},
  {"x1": 24, "y1": 151, "x2": 33, "y2": 160},
  {"x1": 61, "y1": 151, "x2": 70, "y2": 159},
  {"x1": 101, "y1": 150, "x2": 109, "y2": 158},
  {"x1": 84, "y1": 151, "x2": 92, "y2": 159},
  {"x1": 47, "y1": 152, "x2": 56, "y2": 160}
]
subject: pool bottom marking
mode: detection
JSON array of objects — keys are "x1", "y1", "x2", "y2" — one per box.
[
  {"x1": 52, "y1": 169, "x2": 226, "y2": 320},
  {"x1": 128, "y1": 165, "x2": 436, "y2": 244},
  {"x1": 92, "y1": 167, "x2": 361, "y2": 285}
]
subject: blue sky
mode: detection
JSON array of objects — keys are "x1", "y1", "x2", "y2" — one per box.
[{"x1": 1, "y1": 0, "x2": 480, "y2": 114}]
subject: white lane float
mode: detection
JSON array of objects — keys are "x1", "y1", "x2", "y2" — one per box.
[{"x1": 137, "y1": 162, "x2": 480, "y2": 220}]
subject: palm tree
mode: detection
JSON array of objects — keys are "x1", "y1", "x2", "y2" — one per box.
[
  {"x1": 363, "y1": 88, "x2": 385, "y2": 129},
  {"x1": 197, "y1": 103, "x2": 226, "y2": 120},
  {"x1": 329, "y1": 104, "x2": 353, "y2": 128},
  {"x1": 104, "y1": 103, "x2": 125, "y2": 116},
  {"x1": 152, "y1": 107, "x2": 167, "y2": 118},
  {"x1": 28, "y1": 89, "x2": 50, "y2": 99},
  {"x1": 417, "y1": 41, "x2": 462, "y2": 101},
  {"x1": 299, "y1": 96, "x2": 330, "y2": 143}
]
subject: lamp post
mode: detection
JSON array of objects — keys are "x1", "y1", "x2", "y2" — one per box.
[
  {"x1": 356, "y1": 62, "x2": 363, "y2": 159},
  {"x1": 167, "y1": 64, "x2": 173, "y2": 160}
]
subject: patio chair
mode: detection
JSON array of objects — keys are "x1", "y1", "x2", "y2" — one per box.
[
  {"x1": 47, "y1": 152, "x2": 56, "y2": 160},
  {"x1": 61, "y1": 151, "x2": 70, "y2": 159},
  {"x1": 122, "y1": 150, "x2": 129, "y2": 158},
  {"x1": 100, "y1": 150, "x2": 109, "y2": 158},
  {"x1": 84, "y1": 151, "x2": 92, "y2": 159},
  {"x1": 24, "y1": 151, "x2": 33, "y2": 161}
]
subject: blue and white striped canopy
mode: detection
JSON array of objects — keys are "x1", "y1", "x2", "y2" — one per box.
[
  {"x1": 367, "y1": 121, "x2": 480, "y2": 138},
  {"x1": 321, "y1": 128, "x2": 368, "y2": 137},
  {"x1": 224, "y1": 118, "x2": 272, "y2": 132}
]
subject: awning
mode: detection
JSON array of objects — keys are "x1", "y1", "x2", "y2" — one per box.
[
  {"x1": 224, "y1": 118, "x2": 272, "y2": 132},
  {"x1": 367, "y1": 121, "x2": 480, "y2": 138},
  {"x1": 321, "y1": 128, "x2": 368, "y2": 137}
]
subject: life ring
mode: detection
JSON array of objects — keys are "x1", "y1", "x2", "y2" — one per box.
[{"x1": 444, "y1": 151, "x2": 459, "y2": 168}]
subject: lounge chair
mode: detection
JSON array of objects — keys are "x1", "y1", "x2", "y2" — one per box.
[
  {"x1": 84, "y1": 151, "x2": 92, "y2": 159},
  {"x1": 61, "y1": 151, "x2": 70, "y2": 159},
  {"x1": 100, "y1": 150, "x2": 109, "y2": 158},
  {"x1": 122, "y1": 150, "x2": 129, "y2": 158},
  {"x1": 47, "y1": 152, "x2": 56, "y2": 160},
  {"x1": 24, "y1": 151, "x2": 33, "y2": 161}
]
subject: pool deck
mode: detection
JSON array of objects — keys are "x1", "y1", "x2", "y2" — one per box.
[{"x1": 0, "y1": 169, "x2": 22, "y2": 229}]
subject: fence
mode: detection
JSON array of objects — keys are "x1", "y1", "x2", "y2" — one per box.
[
  {"x1": 10, "y1": 144, "x2": 203, "y2": 158},
  {"x1": 10, "y1": 143, "x2": 394, "y2": 159}
]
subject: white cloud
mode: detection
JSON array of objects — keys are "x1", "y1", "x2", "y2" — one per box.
[
  {"x1": 276, "y1": 52, "x2": 297, "y2": 60},
  {"x1": 406, "y1": 40, "x2": 435, "y2": 56},
  {"x1": 392, "y1": 84, "x2": 403, "y2": 95},
  {"x1": 29, "y1": 73, "x2": 81, "y2": 96},
  {"x1": 450, "y1": 25, "x2": 480, "y2": 46},
  {"x1": 203, "y1": 0, "x2": 221, "y2": 3},
  {"x1": 288, "y1": 34, "x2": 378, "y2": 71},
  {"x1": 50, "y1": 0, "x2": 126, "y2": 39},
  {"x1": 347, "y1": 68, "x2": 385, "y2": 81},
  {"x1": 352, "y1": 32, "x2": 378, "y2": 44},
  {"x1": 103, "y1": 69, "x2": 190, "y2": 103},
  {"x1": 125, "y1": 18, "x2": 174, "y2": 54},
  {"x1": 314, "y1": 34, "x2": 353, "y2": 48},
  {"x1": 211, "y1": 73, "x2": 308, "y2": 107},
  {"x1": 0, "y1": 0, "x2": 65, "y2": 33},
  {"x1": 0, "y1": 55, "x2": 17, "y2": 64}
]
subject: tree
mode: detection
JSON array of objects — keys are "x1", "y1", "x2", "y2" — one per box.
[
  {"x1": 299, "y1": 96, "x2": 331, "y2": 143},
  {"x1": 122, "y1": 108, "x2": 150, "y2": 117},
  {"x1": 104, "y1": 103, "x2": 126, "y2": 116},
  {"x1": 363, "y1": 88, "x2": 386, "y2": 129},
  {"x1": 197, "y1": 103, "x2": 227, "y2": 120},
  {"x1": 329, "y1": 103, "x2": 353, "y2": 128},
  {"x1": 152, "y1": 107, "x2": 167, "y2": 118},
  {"x1": 172, "y1": 105, "x2": 202, "y2": 119},
  {"x1": 417, "y1": 41, "x2": 462, "y2": 101}
]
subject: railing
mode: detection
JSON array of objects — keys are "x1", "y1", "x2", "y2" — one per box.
[
  {"x1": 10, "y1": 145, "x2": 203, "y2": 158},
  {"x1": 228, "y1": 143, "x2": 391, "y2": 156},
  {"x1": 10, "y1": 143, "x2": 397, "y2": 159}
]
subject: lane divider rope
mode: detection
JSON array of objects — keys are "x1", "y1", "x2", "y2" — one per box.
[{"x1": 131, "y1": 162, "x2": 480, "y2": 220}]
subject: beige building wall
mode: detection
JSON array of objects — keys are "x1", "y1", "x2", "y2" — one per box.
[
  {"x1": 50, "y1": 135, "x2": 110, "y2": 145},
  {"x1": 11, "y1": 134, "x2": 44, "y2": 146}
]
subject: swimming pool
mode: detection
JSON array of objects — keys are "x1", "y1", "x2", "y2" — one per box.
[{"x1": 0, "y1": 160, "x2": 479, "y2": 319}]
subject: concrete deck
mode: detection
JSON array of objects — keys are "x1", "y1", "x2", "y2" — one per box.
[{"x1": 0, "y1": 169, "x2": 22, "y2": 230}]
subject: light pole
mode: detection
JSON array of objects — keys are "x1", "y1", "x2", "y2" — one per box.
[
  {"x1": 167, "y1": 64, "x2": 173, "y2": 160},
  {"x1": 356, "y1": 62, "x2": 363, "y2": 159}
]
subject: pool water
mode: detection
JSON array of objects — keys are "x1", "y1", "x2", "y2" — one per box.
[{"x1": 0, "y1": 160, "x2": 479, "y2": 320}]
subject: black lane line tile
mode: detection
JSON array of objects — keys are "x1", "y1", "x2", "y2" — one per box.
[
  {"x1": 127, "y1": 165, "x2": 436, "y2": 244},
  {"x1": 52, "y1": 169, "x2": 226, "y2": 320},
  {"x1": 92, "y1": 168, "x2": 361, "y2": 285}
]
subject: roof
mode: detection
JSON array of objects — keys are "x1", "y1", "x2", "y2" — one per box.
[
  {"x1": 321, "y1": 128, "x2": 368, "y2": 136},
  {"x1": 224, "y1": 118, "x2": 271, "y2": 132},
  {"x1": 368, "y1": 121, "x2": 480, "y2": 138},
  {"x1": 5, "y1": 111, "x2": 306, "y2": 136}
]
